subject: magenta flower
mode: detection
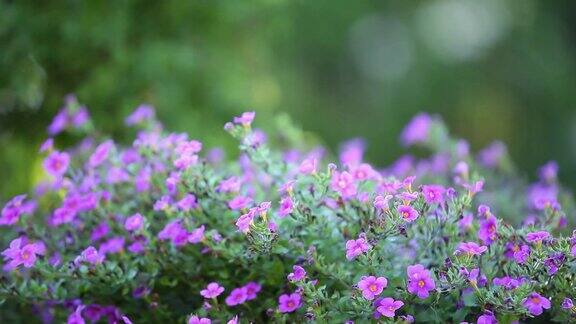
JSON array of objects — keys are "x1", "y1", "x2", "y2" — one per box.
[
  {"x1": 345, "y1": 237, "x2": 371, "y2": 260},
  {"x1": 478, "y1": 141, "x2": 506, "y2": 169},
  {"x1": 125, "y1": 104, "x2": 155, "y2": 125},
  {"x1": 299, "y1": 158, "x2": 317, "y2": 174},
  {"x1": 158, "y1": 220, "x2": 188, "y2": 246},
  {"x1": 243, "y1": 282, "x2": 261, "y2": 301},
  {"x1": 1, "y1": 194, "x2": 36, "y2": 226},
  {"x1": 397, "y1": 205, "x2": 419, "y2": 222},
  {"x1": 188, "y1": 225, "x2": 205, "y2": 244},
  {"x1": 43, "y1": 151, "x2": 70, "y2": 178},
  {"x1": 177, "y1": 194, "x2": 198, "y2": 211},
  {"x1": 233, "y1": 111, "x2": 256, "y2": 127},
  {"x1": 454, "y1": 242, "x2": 488, "y2": 256},
  {"x1": 373, "y1": 194, "x2": 393, "y2": 211},
  {"x1": 330, "y1": 171, "x2": 357, "y2": 199},
  {"x1": 400, "y1": 113, "x2": 432, "y2": 146},
  {"x1": 522, "y1": 292, "x2": 551, "y2": 316},
  {"x1": 79, "y1": 246, "x2": 104, "y2": 265},
  {"x1": 375, "y1": 297, "x2": 403, "y2": 318},
  {"x1": 562, "y1": 298, "x2": 574, "y2": 309},
  {"x1": 228, "y1": 195, "x2": 253, "y2": 210},
  {"x1": 188, "y1": 315, "x2": 211, "y2": 324},
  {"x1": 287, "y1": 265, "x2": 306, "y2": 282},
  {"x1": 124, "y1": 213, "x2": 144, "y2": 232},
  {"x1": 406, "y1": 264, "x2": 436, "y2": 299},
  {"x1": 200, "y1": 282, "x2": 225, "y2": 299},
  {"x1": 478, "y1": 215, "x2": 498, "y2": 245},
  {"x1": 67, "y1": 305, "x2": 85, "y2": 324},
  {"x1": 526, "y1": 231, "x2": 550, "y2": 244},
  {"x1": 98, "y1": 236, "x2": 125, "y2": 255},
  {"x1": 493, "y1": 276, "x2": 521, "y2": 290},
  {"x1": 225, "y1": 287, "x2": 248, "y2": 306},
  {"x1": 357, "y1": 276, "x2": 388, "y2": 300},
  {"x1": 89, "y1": 140, "x2": 114, "y2": 168},
  {"x1": 235, "y1": 210, "x2": 256, "y2": 233},
  {"x1": 476, "y1": 312, "x2": 498, "y2": 324},
  {"x1": 2, "y1": 238, "x2": 44, "y2": 270},
  {"x1": 571, "y1": 244, "x2": 576, "y2": 257},
  {"x1": 421, "y1": 184, "x2": 445, "y2": 205},
  {"x1": 278, "y1": 293, "x2": 302, "y2": 313},
  {"x1": 278, "y1": 196, "x2": 294, "y2": 218}
]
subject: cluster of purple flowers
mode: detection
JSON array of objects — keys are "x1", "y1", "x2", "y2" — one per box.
[{"x1": 0, "y1": 104, "x2": 575, "y2": 323}]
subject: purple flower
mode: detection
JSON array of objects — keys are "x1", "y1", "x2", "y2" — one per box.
[
  {"x1": 400, "y1": 113, "x2": 432, "y2": 146},
  {"x1": 375, "y1": 297, "x2": 403, "y2": 318},
  {"x1": 539, "y1": 161, "x2": 558, "y2": 183},
  {"x1": 228, "y1": 195, "x2": 253, "y2": 210},
  {"x1": 561, "y1": 298, "x2": 573, "y2": 309},
  {"x1": 225, "y1": 287, "x2": 248, "y2": 306},
  {"x1": 476, "y1": 311, "x2": 498, "y2": 324},
  {"x1": 299, "y1": 158, "x2": 317, "y2": 174},
  {"x1": 478, "y1": 216, "x2": 498, "y2": 245},
  {"x1": 43, "y1": 151, "x2": 70, "y2": 178},
  {"x1": 406, "y1": 264, "x2": 436, "y2": 299},
  {"x1": 126, "y1": 104, "x2": 155, "y2": 125},
  {"x1": 397, "y1": 205, "x2": 419, "y2": 222},
  {"x1": 177, "y1": 194, "x2": 198, "y2": 211},
  {"x1": 339, "y1": 138, "x2": 365, "y2": 166},
  {"x1": 90, "y1": 222, "x2": 110, "y2": 241},
  {"x1": 233, "y1": 111, "x2": 255, "y2": 127},
  {"x1": 1, "y1": 194, "x2": 36, "y2": 226},
  {"x1": 374, "y1": 194, "x2": 393, "y2": 211},
  {"x1": 526, "y1": 231, "x2": 550, "y2": 244},
  {"x1": 278, "y1": 293, "x2": 302, "y2": 313},
  {"x1": 571, "y1": 244, "x2": 576, "y2": 257},
  {"x1": 522, "y1": 292, "x2": 551, "y2": 316},
  {"x1": 99, "y1": 236, "x2": 125, "y2": 255},
  {"x1": 287, "y1": 265, "x2": 306, "y2": 282},
  {"x1": 188, "y1": 225, "x2": 205, "y2": 244},
  {"x1": 158, "y1": 220, "x2": 188, "y2": 246},
  {"x1": 493, "y1": 276, "x2": 521, "y2": 290},
  {"x1": 124, "y1": 213, "x2": 144, "y2": 232},
  {"x1": 357, "y1": 276, "x2": 388, "y2": 300},
  {"x1": 79, "y1": 246, "x2": 104, "y2": 265},
  {"x1": 421, "y1": 184, "x2": 445, "y2": 205},
  {"x1": 243, "y1": 282, "x2": 261, "y2": 301},
  {"x1": 278, "y1": 196, "x2": 294, "y2": 218},
  {"x1": 345, "y1": 237, "x2": 371, "y2": 260},
  {"x1": 2, "y1": 238, "x2": 44, "y2": 270},
  {"x1": 478, "y1": 141, "x2": 506, "y2": 169},
  {"x1": 89, "y1": 140, "x2": 114, "y2": 168},
  {"x1": 455, "y1": 242, "x2": 488, "y2": 256},
  {"x1": 200, "y1": 282, "x2": 225, "y2": 299},
  {"x1": 330, "y1": 171, "x2": 357, "y2": 199},
  {"x1": 67, "y1": 305, "x2": 85, "y2": 324},
  {"x1": 188, "y1": 315, "x2": 211, "y2": 324},
  {"x1": 48, "y1": 109, "x2": 69, "y2": 135}
]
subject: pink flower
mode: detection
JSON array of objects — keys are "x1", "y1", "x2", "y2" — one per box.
[
  {"x1": 225, "y1": 287, "x2": 248, "y2": 306},
  {"x1": 188, "y1": 315, "x2": 211, "y2": 324},
  {"x1": 243, "y1": 282, "x2": 261, "y2": 301},
  {"x1": 125, "y1": 104, "x2": 155, "y2": 125},
  {"x1": 228, "y1": 196, "x2": 253, "y2": 210},
  {"x1": 287, "y1": 265, "x2": 306, "y2": 282},
  {"x1": 67, "y1": 305, "x2": 85, "y2": 324},
  {"x1": 478, "y1": 215, "x2": 498, "y2": 245},
  {"x1": 374, "y1": 195, "x2": 393, "y2": 211},
  {"x1": 188, "y1": 225, "x2": 205, "y2": 244},
  {"x1": 1, "y1": 194, "x2": 36, "y2": 226},
  {"x1": 397, "y1": 205, "x2": 419, "y2": 222},
  {"x1": 476, "y1": 312, "x2": 498, "y2": 324},
  {"x1": 89, "y1": 140, "x2": 114, "y2": 168},
  {"x1": 345, "y1": 237, "x2": 371, "y2": 260},
  {"x1": 375, "y1": 297, "x2": 403, "y2": 318},
  {"x1": 406, "y1": 264, "x2": 435, "y2": 299},
  {"x1": 200, "y1": 282, "x2": 225, "y2": 299},
  {"x1": 351, "y1": 163, "x2": 374, "y2": 181},
  {"x1": 233, "y1": 111, "x2": 256, "y2": 126},
  {"x1": 421, "y1": 184, "x2": 445, "y2": 205},
  {"x1": 526, "y1": 231, "x2": 550, "y2": 243},
  {"x1": 43, "y1": 151, "x2": 70, "y2": 178},
  {"x1": 79, "y1": 246, "x2": 104, "y2": 265},
  {"x1": 571, "y1": 244, "x2": 576, "y2": 257},
  {"x1": 235, "y1": 210, "x2": 256, "y2": 233},
  {"x1": 357, "y1": 276, "x2": 387, "y2": 300},
  {"x1": 278, "y1": 293, "x2": 302, "y2": 313},
  {"x1": 299, "y1": 158, "x2": 317, "y2": 174},
  {"x1": 522, "y1": 292, "x2": 551, "y2": 316},
  {"x1": 124, "y1": 213, "x2": 144, "y2": 232},
  {"x1": 330, "y1": 171, "x2": 357, "y2": 199},
  {"x1": 278, "y1": 196, "x2": 294, "y2": 218},
  {"x1": 400, "y1": 113, "x2": 432, "y2": 146},
  {"x1": 455, "y1": 242, "x2": 488, "y2": 256},
  {"x1": 177, "y1": 194, "x2": 198, "y2": 211},
  {"x1": 2, "y1": 238, "x2": 44, "y2": 270}
]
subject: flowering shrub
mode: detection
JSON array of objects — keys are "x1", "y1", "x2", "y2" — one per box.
[{"x1": 1, "y1": 97, "x2": 576, "y2": 324}]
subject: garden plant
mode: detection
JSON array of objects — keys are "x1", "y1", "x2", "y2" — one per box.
[{"x1": 1, "y1": 96, "x2": 575, "y2": 323}]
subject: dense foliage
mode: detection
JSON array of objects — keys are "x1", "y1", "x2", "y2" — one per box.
[{"x1": 1, "y1": 97, "x2": 575, "y2": 323}]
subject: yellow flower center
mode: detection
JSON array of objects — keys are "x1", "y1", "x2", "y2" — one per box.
[{"x1": 418, "y1": 280, "x2": 425, "y2": 288}]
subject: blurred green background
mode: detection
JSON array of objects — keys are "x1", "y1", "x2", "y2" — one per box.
[{"x1": 1, "y1": 0, "x2": 576, "y2": 200}]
